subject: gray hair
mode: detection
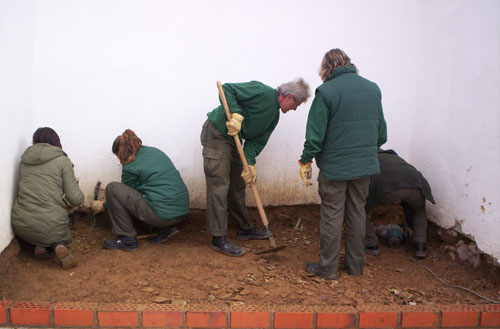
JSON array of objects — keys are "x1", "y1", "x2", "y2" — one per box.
[{"x1": 277, "y1": 78, "x2": 311, "y2": 103}]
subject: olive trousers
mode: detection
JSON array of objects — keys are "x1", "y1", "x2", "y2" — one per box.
[
  {"x1": 105, "y1": 182, "x2": 183, "y2": 237},
  {"x1": 318, "y1": 172, "x2": 370, "y2": 277},
  {"x1": 200, "y1": 120, "x2": 254, "y2": 237}
]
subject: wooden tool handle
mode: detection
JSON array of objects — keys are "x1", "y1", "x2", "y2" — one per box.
[{"x1": 216, "y1": 81, "x2": 270, "y2": 227}]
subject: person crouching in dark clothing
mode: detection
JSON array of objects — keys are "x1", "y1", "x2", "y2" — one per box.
[{"x1": 365, "y1": 149, "x2": 435, "y2": 258}]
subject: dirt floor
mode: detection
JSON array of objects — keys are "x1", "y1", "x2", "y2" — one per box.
[{"x1": 1, "y1": 204, "x2": 499, "y2": 307}]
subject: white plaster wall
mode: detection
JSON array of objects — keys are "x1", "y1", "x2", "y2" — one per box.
[
  {"x1": 0, "y1": 0, "x2": 498, "y2": 262},
  {"x1": 26, "y1": 0, "x2": 419, "y2": 207},
  {"x1": 410, "y1": 0, "x2": 500, "y2": 262},
  {"x1": 0, "y1": 0, "x2": 35, "y2": 252}
]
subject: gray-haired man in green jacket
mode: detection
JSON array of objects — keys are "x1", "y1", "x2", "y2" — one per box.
[
  {"x1": 202, "y1": 79, "x2": 310, "y2": 257},
  {"x1": 299, "y1": 49, "x2": 387, "y2": 279}
]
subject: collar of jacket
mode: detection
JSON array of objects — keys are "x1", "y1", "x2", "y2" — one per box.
[{"x1": 325, "y1": 65, "x2": 357, "y2": 82}]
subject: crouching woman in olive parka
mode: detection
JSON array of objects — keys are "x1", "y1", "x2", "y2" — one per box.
[{"x1": 11, "y1": 127, "x2": 84, "y2": 269}]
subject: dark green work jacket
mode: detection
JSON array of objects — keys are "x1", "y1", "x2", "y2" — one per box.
[
  {"x1": 207, "y1": 81, "x2": 280, "y2": 165},
  {"x1": 122, "y1": 146, "x2": 189, "y2": 220},
  {"x1": 301, "y1": 65, "x2": 387, "y2": 180}
]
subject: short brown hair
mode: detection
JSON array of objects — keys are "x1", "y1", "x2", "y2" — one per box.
[
  {"x1": 112, "y1": 129, "x2": 142, "y2": 165},
  {"x1": 319, "y1": 48, "x2": 353, "y2": 82}
]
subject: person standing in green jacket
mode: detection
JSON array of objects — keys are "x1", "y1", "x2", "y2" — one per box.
[
  {"x1": 11, "y1": 127, "x2": 84, "y2": 269},
  {"x1": 299, "y1": 49, "x2": 387, "y2": 279},
  {"x1": 93, "y1": 129, "x2": 189, "y2": 251},
  {"x1": 202, "y1": 79, "x2": 310, "y2": 256}
]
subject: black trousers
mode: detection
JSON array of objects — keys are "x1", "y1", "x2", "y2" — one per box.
[{"x1": 366, "y1": 188, "x2": 428, "y2": 247}]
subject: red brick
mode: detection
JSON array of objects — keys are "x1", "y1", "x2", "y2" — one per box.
[
  {"x1": 274, "y1": 305, "x2": 314, "y2": 329},
  {"x1": 54, "y1": 302, "x2": 96, "y2": 326},
  {"x1": 400, "y1": 304, "x2": 439, "y2": 328},
  {"x1": 97, "y1": 303, "x2": 139, "y2": 327},
  {"x1": 143, "y1": 304, "x2": 184, "y2": 328},
  {"x1": 315, "y1": 306, "x2": 357, "y2": 328},
  {"x1": 10, "y1": 302, "x2": 52, "y2": 325},
  {"x1": 479, "y1": 304, "x2": 500, "y2": 327},
  {"x1": 0, "y1": 301, "x2": 11, "y2": 324},
  {"x1": 439, "y1": 304, "x2": 479, "y2": 328},
  {"x1": 186, "y1": 304, "x2": 227, "y2": 328},
  {"x1": 358, "y1": 305, "x2": 399, "y2": 328},
  {"x1": 230, "y1": 305, "x2": 271, "y2": 328}
]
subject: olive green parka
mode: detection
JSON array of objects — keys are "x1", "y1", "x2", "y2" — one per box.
[{"x1": 11, "y1": 143, "x2": 84, "y2": 247}]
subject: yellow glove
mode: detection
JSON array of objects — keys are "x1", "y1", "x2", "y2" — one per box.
[
  {"x1": 226, "y1": 113, "x2": 244, "y2": 136},
  {"x1": 241, "y1": 165, "x2": 257, "y2": 185},
  {"x1": 299, "y1": 160, "x2": 312, "y2": 186},
  {"x1": 92, "y1": 200, "x2": 105, "y2": 215}
]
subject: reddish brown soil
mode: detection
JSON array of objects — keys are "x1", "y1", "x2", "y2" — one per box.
[{"x1": 1, "y1": 204, "x2": 499, "y2": 306}]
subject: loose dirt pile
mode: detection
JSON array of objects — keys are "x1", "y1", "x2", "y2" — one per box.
[{"x1": 1, "y1": 204, "x2": 499, "y2": 307}]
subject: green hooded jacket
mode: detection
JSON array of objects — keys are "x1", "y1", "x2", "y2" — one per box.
[
  {"x1": 300, "y1": 65, "x2": 387, "y2": 180},
  {"x1": 206, "y1": 81, "x2": 280, "y2": 165},
  {"x1": 121, "y1": 146, "x2": 189, "y2": 220},
  {"x1": 11, "y1": 143, "x2": 84, "y2": 247}
]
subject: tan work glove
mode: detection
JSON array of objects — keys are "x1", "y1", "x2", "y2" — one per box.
[
  {"x1": 299, "y1": 160, "x2": 312, "y2": 186},
  {"x1": 92, "y1": 200, "x2": 105, "y2": 215},
  {"x1": 241, "y1": 165, "x2": 257, "y2": 185},
  {"x1": 226, "y1": 113, "x2": 244, "y2": 136}
]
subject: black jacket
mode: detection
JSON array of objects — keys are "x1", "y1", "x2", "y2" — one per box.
[{"x1": 365, "y1": 149, "x2": 435, "y2": 212}]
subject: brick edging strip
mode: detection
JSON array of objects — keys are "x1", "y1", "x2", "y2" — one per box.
[{"x1": 1, "y1": 300, "x2": 499, "y2": 328}]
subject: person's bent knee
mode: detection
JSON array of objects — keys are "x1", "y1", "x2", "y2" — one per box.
[{"x1": 105, "y1": 181, "x2": 121, "y2": 197}]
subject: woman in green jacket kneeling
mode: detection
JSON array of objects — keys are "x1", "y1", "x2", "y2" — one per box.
[
  {"x1": 94, "y1": 129, "x2": 189, "y2": 251},
  {"x1": 11, "y1": 127, "x2": 84, "y2": 269}
]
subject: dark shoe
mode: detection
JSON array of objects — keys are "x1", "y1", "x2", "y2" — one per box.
[
  {"x1": 103, "y1": 236, "x2": 138, "y2": 251},
  {"x1": 305, "y1": 262, "x2": 336, "y2": 280},
  {"x1": 366, "y1": 245, "x2": 380, "y2": 255},
  {"x1": 211, "y1": 236, "x2": 245, "y2": 257},
  {"x1": 34, "y1": 246, "x2": 51, "y2": 260},
  {"x1": 149, "y1": 226, "x2": 179, "y2": 244},
  {"x1": 237, "y1": 228, "x2": 270, "y2": 241},
  {"x1": 54, "y1": 244, "x2": 77, "y2": 269},
  {"x1": 415, "y1": 242, "x2": 427, "y2": 258}
]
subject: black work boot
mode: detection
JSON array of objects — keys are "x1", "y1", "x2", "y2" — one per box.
[
  {"x1": 54, "y1": 244, "x2": 77, "y2": 269},
  {"x1": 365, "y1": 245, "x2": 380, "y2": 255},
  {"x1": 211, "y1": 236, "x2": 245, "y2": 257},
  {"x1": 237, "y1": 228, "x2": 270, "y2": 241},
  {"x1": 103, "y1": 236, "x2": 138, "y2": 251},
  {"x1": 149, "y1": 226, "x2": 179, "y2": 244},
  {"x1": 305, "y1": 262, "x2": 336, "y2": 280},
  {"x1": 415, "y1": 242, "x2": 427, "y2": 258}
]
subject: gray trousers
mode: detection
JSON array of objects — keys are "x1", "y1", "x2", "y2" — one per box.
[
  {"x1": 318, "y1": 171, "x2": 370, "y2": 277},
  {"x1": 200, "y1": 120, "x2": 254, "y2": 237},
  {"x1": 105, "y1": 182, "x2": 182, "y2": 237},
  {"x1": 366, "y1": 188, "x2": 428, "y2": 247}
]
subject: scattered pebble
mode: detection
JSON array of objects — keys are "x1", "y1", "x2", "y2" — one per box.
[{"x1": 152, "y1": 297, "x2": 169, "y2": 304}]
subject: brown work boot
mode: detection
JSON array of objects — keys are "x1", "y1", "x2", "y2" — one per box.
[
  {"x1": 34, "y1": 246, "x2": 51, "y2": 260},
  {"x1": 54, "y1": 244, "x2": 77, "y2": 269}
]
